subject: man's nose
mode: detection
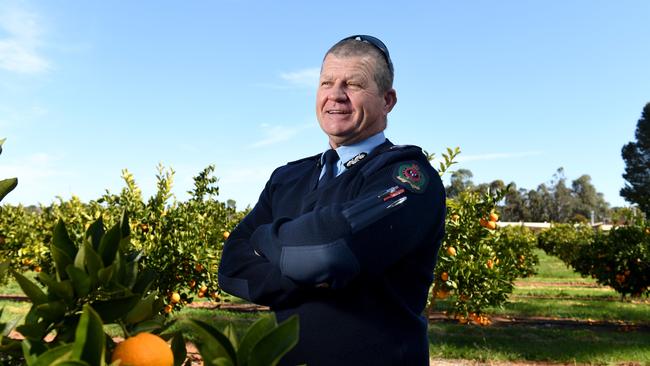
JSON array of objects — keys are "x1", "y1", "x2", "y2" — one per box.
[{"x1": 327, "y1": 84, "x2": 348, "y2": 102}]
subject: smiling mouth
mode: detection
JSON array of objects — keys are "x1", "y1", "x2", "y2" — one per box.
[{"x1": 326, "y1": 110, "x2": 351, "y2": 114}]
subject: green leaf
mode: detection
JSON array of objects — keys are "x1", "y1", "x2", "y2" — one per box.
[
  {"x1": 71, "y1": 305, "x2": 105, "y2": 366},
  {"x1": 209, "y1": 357, "x2": 235, "y2": 366},
  {"x1": 131, "y1": 318, "x2": 165, "y2": 334},
  {"x1": 180, "y1": 319, "x2": 236, "y2": 365},
  {"x1": 11, "y1": 270, "x2": 48, "y2": 305},
  {"x1": 35, "y1": 300, "x2": 66, "y2": 323},
  {"x1": 97, "y1": 264, "x2": 115, "y2": 286},
  {"x1": 51, "y1": 245, "x2": 74, "y2": 281},
  {"x1": 66, "y1": 266, "x2": 91, "y2": 298},
  {"x1": 31, "y1": 343, "x2": 74, "y2": 366},
  {"x1": 223, "y1": 323, "x2": 238, "y2": 351},
  {"x1": 16, "y1": 322, "x2": 50, "y2": 341},
  {"x1": 38, "y1": 272, "x2": 74, "y2": 304},
  {"x1": 119, "y1": 210, "x2": 130, "y2": 239},
  {"x1": 237, "y1": 314, "x2": 275, "y2": 366},
  {"x1": 0, "y1": 178, "x2": 18, "y2": 203},
  {"x1": 171, "y1": 332, "x2": 187, "y2": 366},
  {"x1": 85, "y1": 218, "x2": 104, "y2": 251},
  {"x1": 55, "y1": 361, "x2": 91, "y2": 366},
  {"x1": 248, "y1": 315, "x2": 299, "y2": 366},
  {"x1": 83, "y1": 242, "x2": 103, "y2": 285},
  {"x1": 98, "y1": 223, "x2": 121, "y2": 267},
  {"x1": 123, "y1": 292, "x2": 157, "y2": 325},
  {"x1": 74, "y1": 243, "x2": 86, "y2": 271},
  {"x1": 91, "y1": 295, "x2": 140, "y2": 323},
  {"x1": 22, "y1": 339, "x2": 40, "y2": 365},
  {"x1": 132, "y1": 268, "x2": 156, "y2": 294},
  {"x1": 51, "y1": 221, "x2": 77, "y2": 281}
]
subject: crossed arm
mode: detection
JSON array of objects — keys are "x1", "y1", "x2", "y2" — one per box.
[{"x1": 218, "y1": 164, "x2": 445, "y2": 308}]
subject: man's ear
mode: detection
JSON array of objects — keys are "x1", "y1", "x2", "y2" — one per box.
[{"x1": 384, "y1": 89, "x2": 397, "y2": 113}]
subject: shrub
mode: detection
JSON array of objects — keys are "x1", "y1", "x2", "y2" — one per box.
[
  {"x1": 572, "y1": 225, "x2": 650, "y2": 298},
  {"x1": 537, "y1": 223, "x2": 594, "y2": 265}
]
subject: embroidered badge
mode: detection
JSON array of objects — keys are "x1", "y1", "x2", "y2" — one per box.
[
  {"x1": 344, "y1": 152, "x2": 367, "y2": 168},
  {"x1": 394, "y1": 162, "x2": 428, "y2": 193}
]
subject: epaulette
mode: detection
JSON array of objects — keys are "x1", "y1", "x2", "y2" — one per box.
[
  {"x1": 286, "y1": 153, "x2": 321, "y2": 165},
  {"x1": 360, "y1": 144, "x2": 429, "y2": 178}
]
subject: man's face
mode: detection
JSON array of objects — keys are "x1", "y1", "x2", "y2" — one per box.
[{"x1": 316, "y1": 54, "x2": 396, "y2": 148}]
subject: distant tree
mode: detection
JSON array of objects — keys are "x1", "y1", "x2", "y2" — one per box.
[
  {"x1": 501, "y1": 183, "x2": 529, "y2": 221},
  {"x1": 621, "y1": 102, "x2": 650, "y2": 216},
  {"x1": 446, "y1": 169, "x2": 474, "y2": 198},
  {"x1": 571, "y1": 174, "x2": 610, "y2": 222},
  {"x1": 527, "y1": 184, "x2": 553, "y2": 222},
  {"x1": 549, "y1": 168, "x2": 576, "y2": 222}
]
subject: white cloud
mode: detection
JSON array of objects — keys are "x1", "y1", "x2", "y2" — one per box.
[
  {"x1": 247, "y1": 123, "x2": 313, "y2": 148},
  {"x1": 279, "y1": 67, "x2": 320, "y2": 88},
  {"x1": 456, "y1": 151, "x2": 543, "y2": 163},
  {"x1": 0, "y1": 6, "x2": 50, "y2": 74}
]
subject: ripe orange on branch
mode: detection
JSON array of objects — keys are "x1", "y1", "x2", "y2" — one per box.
[
  {"x1": 446, "y1": 246, "x2": 457, "y2": 257},
  {"x1": 479, "y1": 218, "x2": 497, "y2": 230},
  {"x1": 169, "y1": 292, "x2": 181, "y2": 304},
  {"x1": 489, "y1": 212, "x2": 499, "y2": 222},
  {"x1": 111, "y1": 332, "x2": 174, "y2": 366}
]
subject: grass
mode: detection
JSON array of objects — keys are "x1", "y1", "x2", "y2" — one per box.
[
  {"x1": 3, "y1": 250, "x2": 650, "y2": 364},
  {"x1": 429, "y1": 322, "x2": 650, "y2": 364}
]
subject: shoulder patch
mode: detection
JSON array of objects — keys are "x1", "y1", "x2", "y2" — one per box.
[{"x1": 393, "y1": 162, "x2": 428, "y2": 193}]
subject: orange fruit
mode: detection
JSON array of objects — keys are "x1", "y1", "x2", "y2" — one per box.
[
  {"x1": 163, "y1": 304, "x2": 173, "y2": 314},
  {"x1": 486, "y1": 259, "x2": 494, "y2": 270},
  {"x1": 480, "y1": 218, "x2": 497, "y2": 230},
  {"x1": 489, "y1": 212, "x2": 499, "y2": 222},
  {"x1": 450, "y1": 214, "x2": 460, "y2": 222},
  {"x1": 223, "y1": 231, "x2": 231, "y2": 239},
  {"x1": 440, "y1": 272, "x2": 449, "y2": 282},
  {"x1": 111, "y1": 332, "x2": 173, "y2": 366},
  {"x1": 169, "y1": 292, "x2": 181, "y2": 304},
  {"x1": 195, "y1": 263, "x2": 204, "y2": 272},
  {"x1": 189, "y1": 279, "x2": 196, "y2": 289},
  {"x1": 446, "y1": 247, "x2": 457, "y2": 257}
]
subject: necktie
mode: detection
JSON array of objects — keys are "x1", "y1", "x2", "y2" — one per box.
[{"x1": 319, "y1": 149, "x2": 339, "y2": 186}]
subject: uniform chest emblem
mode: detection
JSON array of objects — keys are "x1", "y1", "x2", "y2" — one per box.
[
  {"x1": 344, "y1": 152, "x2": 367, "y2": 168},
  {"x1": 394, "y1": 162, "x2": 428, "y2": 193}
]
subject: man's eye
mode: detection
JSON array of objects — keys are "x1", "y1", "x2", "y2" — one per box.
[{"x1": 320, "y1": 81, "x2": 332, "y2": 87}]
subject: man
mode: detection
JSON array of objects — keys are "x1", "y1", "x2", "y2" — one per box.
[{"x1": 218, "y1": 35, "x2": 446, "y2": 365}]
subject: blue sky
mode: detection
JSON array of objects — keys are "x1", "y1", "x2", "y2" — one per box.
[{"x1": 1, "y1": 0, "x2": 648, "y2": 209}]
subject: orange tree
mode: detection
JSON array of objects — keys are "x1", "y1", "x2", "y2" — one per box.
[
  {"x1": 538, "y1": 221, "x2": 649, "y2": 298},
  {"x1": 570, "y1": 225, "x2": 649, "y2": 299},
  {"x1": 0, "y1": 164, "x2": 246, "y2": 309},
  {"x1": 537, "y1": 223, "x2": 595, "y2": 265},
  {"x1": 428, "y1": 148, "x2": 538, "y2": 323}
]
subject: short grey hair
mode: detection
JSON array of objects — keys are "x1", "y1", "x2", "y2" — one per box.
[{"x1": 324, "y1": 38, "x2": 394, "y2": 93}]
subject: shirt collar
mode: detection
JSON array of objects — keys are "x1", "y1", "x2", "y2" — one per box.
[
  {"x1": 320, "y1": 131, "x2": 386, "y2": 167},
  {"x1": 335, "y1": 131, "x2": 386, "y2": 166}
]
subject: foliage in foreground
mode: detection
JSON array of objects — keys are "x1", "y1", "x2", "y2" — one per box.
[{"x1": 1, "y1": 214, "x2": 298, "y2": 365}]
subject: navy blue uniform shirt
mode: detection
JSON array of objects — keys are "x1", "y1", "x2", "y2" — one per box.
[{"x1": 218, "y1": 138, "x2": 446, "y2": 365}]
